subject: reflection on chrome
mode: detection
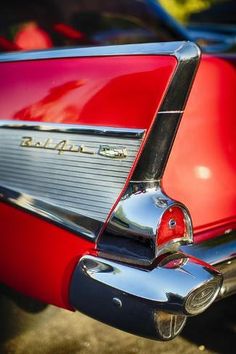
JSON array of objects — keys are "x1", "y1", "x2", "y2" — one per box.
[
  {"x1": 185, "y1": 278, "x2": 221, "y2": 315},
  {"x1": 98, "y1": 181, "x2": 193, "y2": 265},
  {"x1": 70, "y1": 254, "x2": 222, "y2": 340},
  {"x1": 0, "y1": 185, "x2": 103, "y2": 239},
  {"x1": 20, "y1": 136, "x2": 96, "y2": 155},
  {"x1": 0, "y1": 120, "x2": 145, "y2": 138},
  {"x1": 154, "y1": 312, "x2": 187, "y2": 340}
]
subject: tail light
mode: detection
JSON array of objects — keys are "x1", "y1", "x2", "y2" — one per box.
[{"x1": 157, "y1": 205, "x2": 192, "y2": 247}]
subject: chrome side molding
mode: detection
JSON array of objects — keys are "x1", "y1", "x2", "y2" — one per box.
[
  {"x1": 0, "y1": 41, "x2": 193, "y2": 62},
  {"x1": 70, "y1": 254, "x2": 222, "y2": 341}
]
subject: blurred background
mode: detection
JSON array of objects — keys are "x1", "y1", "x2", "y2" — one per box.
[
  {"x1": 161, "y1": 0, "x2": 236, "y2": 23},
  {"x1": 0, "y1": 0, "x2": 236, "y2": 53}
]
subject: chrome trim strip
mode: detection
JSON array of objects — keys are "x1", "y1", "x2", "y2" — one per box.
[
  {"x1": 181, "y1": 230, "x2": 236, "y2": 300},
  {"x1": 181, "y1": 230, "x2": 236, "y2": 266},
  {"x1": 158, "y1": 110, "x2": 184, "y2": 114},
  {"x1": 0, "y1": 120, "x2": 145, "y2": 139},
  {"x1": 0, "y1": 185, "x2": 102, "y2": 239},
  {"x1": 0, "y1": 42, "x2": 185, "y2": 62},
  {"x1": 217, "y1": 258, "x2": 236, "y2": 299},
  {"x1": 132, "y1": 41, "x2": 201, "y2": 181}
]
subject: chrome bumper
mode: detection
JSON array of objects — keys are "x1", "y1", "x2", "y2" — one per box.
[
  {"x1": 70, "y1": 231, "x2": 236, "y2": 341},
  {"x1": 181, "y1": 230, "x2": 236, "y2": 299}
]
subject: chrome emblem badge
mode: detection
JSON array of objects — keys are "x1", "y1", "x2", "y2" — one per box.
[
  {"x1": 98, "y1": 145, "x2": 127, "y2": 159},
  {"x1": 20, "y1": 137, "x2": 128, "y2": 159}
]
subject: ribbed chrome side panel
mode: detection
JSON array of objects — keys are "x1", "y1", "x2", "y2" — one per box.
[{"x1": 0, "y1": 122, "x2": 144, "y2": 239}]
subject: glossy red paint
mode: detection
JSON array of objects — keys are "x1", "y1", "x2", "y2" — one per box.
[
  {"x1": 0, "y1": 53, "x2": 235, "y2": 307},
  {"x1": 0, "y1": 56, "x2": 176, "y2": 128},
  {"x1": 0, "y1": 203, "x2": 94, "y2": 310},
  {"x1": 0, "y1": 55, "x2": 177, "y2": 307},
  {"x1": 157, "y1": 206, "x2": 187, "y2": 246},
  {"x1": 163, "y1": 54, "x2": 236, "y2": 241}
]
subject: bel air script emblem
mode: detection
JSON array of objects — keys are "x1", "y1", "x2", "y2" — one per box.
[{"x1": 20, "y1": 136, "x2": 128, "y2": 159}]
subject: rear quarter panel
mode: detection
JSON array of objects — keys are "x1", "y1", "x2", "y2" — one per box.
[
  {"x1": 163, "y1": 54, "x2": 236, "y2": 240},
  {"x1": 0, "y1": 54, "x2": 176, "y2": 308}
]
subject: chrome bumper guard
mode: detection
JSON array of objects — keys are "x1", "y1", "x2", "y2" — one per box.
[{"x1": 70, "y1": 231, "x2": 235, "y2": 341}]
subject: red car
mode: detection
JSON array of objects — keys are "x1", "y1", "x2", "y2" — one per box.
[{"x1": 0, "y1": 0, "x2": 235, "y2": 341}]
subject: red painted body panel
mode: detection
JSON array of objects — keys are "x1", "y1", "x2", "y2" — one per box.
[
  {"x1": 0, "y1": 203, "x2": 94, "y2": 310},
  {"x1": 0, "y1": 53, "x2": 235, "y2": 307},
  {"x1": 0, "y1": 55, "x2": 176, "y2": 307},
  {"x1": 163, "y1": 54, "x2": 236, "y2": 241},
  {"x1": 0, "y1": 56, "x2": 176, "y2": 128}
]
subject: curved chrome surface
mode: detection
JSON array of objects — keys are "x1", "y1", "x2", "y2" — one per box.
[
  {"x1": 132, "y1": 41, "x2": 201, "y2": 181},
  {"x1": 217, "y1": 258, "x2": 236, "y2": 299},
  {"x1": 181, "y1": 230, "x2": 236, "y2": 266},
  {"x1": 181, "y1": 230, "x2": 236, "y2": 300},
  {"x1": 0, "y1": 120, "x2": 144, "y2": 139},
  {"x1": 0, "y1": 122, "x2": 144, "y2": 239},
  {"x1": 154, "y1": 312, "x2": 186, "y2": 341},
  {"x1": 0, "y1": 41, "x2": 188, "y2": 62},
  {"x1": 98, "y1": 181, "x2": 193, "y2": 265},
  {"x1": 70, "y1": 254, "x2": 221, "y2": 340}
]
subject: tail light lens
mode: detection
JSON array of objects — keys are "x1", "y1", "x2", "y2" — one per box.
[{"x1": 157, "y1": 205, "x2": 192, "y2": 247}]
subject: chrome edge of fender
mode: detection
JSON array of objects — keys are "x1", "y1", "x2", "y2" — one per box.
[
  {"x1": 0, "y1": 41, "x2": 197, "y2": 62},
  {"x1": 132, "y1": 41, "x2": 201, "y2": 181}
]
